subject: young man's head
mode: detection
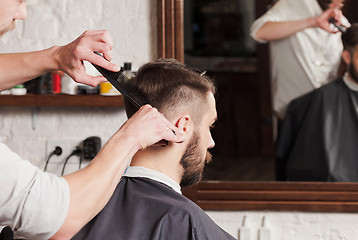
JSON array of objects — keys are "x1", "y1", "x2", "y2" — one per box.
[
  {"x1": 0, "y1": 0, "x2": 27, "y2": 37},
  {"x1": 342, "y1": 24, "x2": 358, "y2": 83},
  {"x1": 125, "y1": 58, "x2": 217, "y2": 187},
  {"x1": 317, "y1": 0, "x2": 345, "y2": 11}
]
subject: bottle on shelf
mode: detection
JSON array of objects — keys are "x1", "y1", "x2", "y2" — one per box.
[
  {"x1": 123, "y1": 62, "x2": 135, "y2": 79},
  {"x1": 11, "y1": 84, "x2": 27, "y2": 95}
]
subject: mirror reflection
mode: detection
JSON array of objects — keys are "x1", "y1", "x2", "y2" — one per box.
[{"x1": 184, "y1": 0, "x2": 358, "y2": 182}]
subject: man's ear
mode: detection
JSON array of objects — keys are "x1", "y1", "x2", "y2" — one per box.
[
  {"x1": 342, "y1": 50, "x2": 351, "y2": 66},
  {"x1": 175, "y1": 115, "x2": 194, "y2": 136}
]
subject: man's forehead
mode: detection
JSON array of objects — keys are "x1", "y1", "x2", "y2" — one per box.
[{"x1": 205, "y1": 92, "x2": 217, "y2": 122}]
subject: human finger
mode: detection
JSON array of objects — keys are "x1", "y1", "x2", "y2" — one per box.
[
  {"x1": 81, "y1": 30, "x2": 114, "y2": 49},
  {"x1": 71, "y1": 70, "x2": 107, "y2": 87},
  {"x1": 85, "y1": 51, "x2": 120, "y2": 72},
  {"x1": 132, "y1": 105, "x2": 186, "y2": 147},
  {"x1": 161, "y1": 125, "x2": 186, "y2": 143},
  {"x1": 90, "y1": 42, "x2": 113, "y2": 62},
  {"x1": 78, "y1": 30, "x2": 117, "y2": 68},
  {"x1": 332, "y1": 10, "x2": 342, "y2": 25},
  {"x1": 146, "y1": 107, "x2": 186, "y2": 143},
  {"x1": 84, "y1": 41, "x2": 113, "y2": 62}
]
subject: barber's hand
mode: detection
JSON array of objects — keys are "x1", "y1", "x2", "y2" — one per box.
[
  {"x1": 118, "y1": 105, "x2": 186, "y2": 150},
  {"x1": 315, "y1": 8, "x2": 344, "y2": 34},
  {"x1": 56, "y1": 30, "x2": 120, "y2": 87}
]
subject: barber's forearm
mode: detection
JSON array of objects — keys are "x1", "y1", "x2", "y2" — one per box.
[
  {"x1": 51, "y1": 134, "x2": 138, "y2": 240},
  {"x1": 0, "y1": 46, "x2": 60, "y2": 91},
  {"x1": 50, "y1": 104, "x2": 185, "y2": 239},
  {"x1": 254, "y1": 18, "x2": 317, "y2": 41}
]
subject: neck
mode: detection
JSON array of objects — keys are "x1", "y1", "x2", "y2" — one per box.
[
  {"x1": 347, "y1": 71, "x2": 358, "y2": 86},
  {"x1": 130, "y1": 145, "x2": 185, "y2": 184}
]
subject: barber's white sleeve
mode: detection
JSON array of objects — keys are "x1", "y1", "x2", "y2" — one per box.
[
  {"x1": 0, "y1": 143, "x2": 70, "y2": 240},
  {"x1": 250, "y1": 0, "x2": 291, "y2": 43}
]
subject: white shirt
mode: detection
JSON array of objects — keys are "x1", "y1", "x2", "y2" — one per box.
[
  {"x1": 124, "y1": 166, "x2": 182, "y2": 194},
  {"x1": 0, "y1": 143, "x2": 69, "y2": 240},
  {"x1": 250, "y1": 0, "x2": 349, "y2": 117}
]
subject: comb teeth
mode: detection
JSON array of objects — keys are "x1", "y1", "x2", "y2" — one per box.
[
  {"x1": 92, "y1": 51, "x2": 151, "y2": 109},
  {"x1": 91, "y1": 61, "x2": 151, "y2": 110},
  {"x1": 117, "y1": 73, "x2": 151, "y2": 109}
]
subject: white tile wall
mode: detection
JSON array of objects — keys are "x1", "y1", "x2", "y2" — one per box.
[{"x1": 1, "y1": 1, "x2": 357, "y2": 239}]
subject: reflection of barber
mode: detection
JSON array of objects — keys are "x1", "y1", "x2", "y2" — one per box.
[
  {"x1": 276, "y1": 24, "x2": 358, "y2": 181},
  {"x1": 250, "y1": 0, "x2": 349, "y2": 118},
  {"x1": 0, "y1": 2, "x2": 185, "y2": 240}
]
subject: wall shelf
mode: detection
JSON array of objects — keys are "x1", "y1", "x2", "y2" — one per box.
[{"x1": 0, "y1": 94, "x2": 124, "y2": 107}]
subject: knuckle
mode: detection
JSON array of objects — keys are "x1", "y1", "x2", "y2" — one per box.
[
  {"x1": 71, "y1": 72, "x2": 80, "y2": 83},
  {"x1": 101, "y1": 29, "x2": 109, "y2": 35},
  {"x1": 151, "y1": 107, "x2": 159, "y2": 113},
  {"x1": 83, "y1": 30, "x2": 91, "y2": 36},
  {"x1": 143, "y1": 104, "x2": 151, "y2": 110},
  {"x1": 102, "y1": 43, "x2": 111, "y2": 52},
  {"x1": 78, "y1": 37, "x2": 88, "y2": 46},
  {"x1": 73, "y1": 45, "x2": 83, "y2": 57}
]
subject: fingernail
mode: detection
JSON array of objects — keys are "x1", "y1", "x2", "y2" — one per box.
[{"x1": 113, "y1": 65, "x2": 121, "y2": 72}]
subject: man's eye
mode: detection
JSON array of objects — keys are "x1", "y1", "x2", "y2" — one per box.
[{"x1": 209, "y1": 125, "x2": 215, "y2": 130}]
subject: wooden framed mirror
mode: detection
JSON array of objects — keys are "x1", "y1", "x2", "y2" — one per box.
[{"x1": 157, "y1": 0, "x2": 358, "y2": 212}]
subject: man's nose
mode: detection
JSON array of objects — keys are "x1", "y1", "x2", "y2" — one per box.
[{"x1": 208, "y1": 136, "x2": 215, "y2": 149}]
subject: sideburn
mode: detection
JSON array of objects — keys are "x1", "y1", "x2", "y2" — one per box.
[
  {"x1": 180, "y1": 133, "x2": 203, "y2": 187},
  {"x1": 349, "y1": 60, "x2": 358, "y2": 84}
]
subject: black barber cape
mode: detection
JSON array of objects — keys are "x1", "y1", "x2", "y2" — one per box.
[
  {"x1": 276, "y1": 78, "x2": 358, "y2": 181},
  {"x1": 72, "y1": 177, "x2": 235, "y2": 240}
]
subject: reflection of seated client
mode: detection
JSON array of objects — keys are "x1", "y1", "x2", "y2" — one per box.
[
  {"x1": 277, "y1": 24, "x2": 358, "y2": 182},
  {"x1": 72, "y1": 59, "x2": 235, "y2": 239}
]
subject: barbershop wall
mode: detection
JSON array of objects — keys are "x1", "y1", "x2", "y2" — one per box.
[
  {"x1": 1, "y1": 1, "x2": 358, "y2": 239},
  {"x1": 0, "y1": 0, "x2": 156, "y2": 170},
  {"x1": 207, "y1": 211, "x2": 358, "y2": 240}
]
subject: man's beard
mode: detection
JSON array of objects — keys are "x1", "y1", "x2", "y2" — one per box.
[
  {"x1": 180, "y1": 132, "x2": 212, "y2": 187},
  {"x1": 0, "y1": 21, "x2": 15, "y2": 37},
  {"x1": 348, "y1": 60, "x2": 358, "y2": 84}
]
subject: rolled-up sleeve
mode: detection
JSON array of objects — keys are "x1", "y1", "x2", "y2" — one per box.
[
  {"x1": 0, "y1": 143, "x2": 70, "y2": 240},
  {"x1": 250, "y1": 0, "x2": 290, "y2": 43}
]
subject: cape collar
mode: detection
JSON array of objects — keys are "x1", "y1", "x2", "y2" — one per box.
[{"x1": 124, "y1": 166, "x2": 182, "y2": 194}]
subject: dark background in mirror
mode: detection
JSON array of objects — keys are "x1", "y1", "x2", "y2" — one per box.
[
  {"x1": 184, "y1": 0, "x2": 358, "y2": 182},
  {"x1": 184, "y1": 0, "x2": 275, "y2": 181}
]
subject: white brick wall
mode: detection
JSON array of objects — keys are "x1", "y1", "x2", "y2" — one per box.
[
  {"x1": 0, "y1": 0, "x2": 156, "y2": 168},
  {"x1": 0, "y1": 1, "x2": 357, "y2": 239},
  {"x1": 0, "y1": 0, "x2": 157, "y2": 70}
]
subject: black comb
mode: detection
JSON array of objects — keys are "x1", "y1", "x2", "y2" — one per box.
[
  {"x1": 92, "y1": 55, "x2": 171, "y2": 147},
  {"x1": 91, "y1": 53, "x2": 150, "y2": 110},
  {"x1": 329, "y1": 17, "x2": 347, "y2": 33}
]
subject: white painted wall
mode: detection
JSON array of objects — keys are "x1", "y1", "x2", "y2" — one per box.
[
  {"x1": 0, "y1": 0, "x2": 157, "y2": 70},
  {"x1": 0, "y1": 0, "x2": 157, "y2": 170},
  {"x1": 207, "y1": 211, "x2": 358, "y2": 240},
  {"x1": 0, "y1": 1, "x2": 357, "y2": 239}
]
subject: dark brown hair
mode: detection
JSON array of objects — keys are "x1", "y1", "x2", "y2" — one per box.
[
  {"x1": 317, "y1": 0, "x2": 332, "y2": 11},
  {"x1": 342, "y1": 23, "x2": 358, "y2": 53},
  {"x1": 124, "y1": 58, "x2": 216, "y2": 125}
]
